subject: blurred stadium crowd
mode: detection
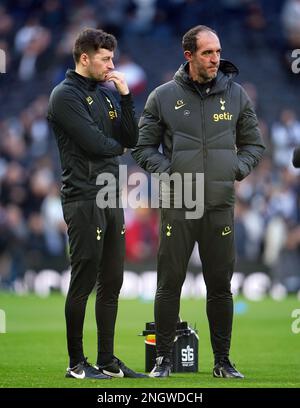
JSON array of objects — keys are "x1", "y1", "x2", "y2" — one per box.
[{"x1": 0, "y1": 0, "x2": 300, "y2": 294}]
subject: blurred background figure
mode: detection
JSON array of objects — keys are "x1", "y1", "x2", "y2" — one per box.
[
  {"x1": 271, "y1": 109, "x2": 300, "y2": 169},
  {"x1": 125, "y1": 206, "x2": 158, "y2": 264},
  {"x1": 114, "y1": 53, "x2": 147, "y2": 96}
]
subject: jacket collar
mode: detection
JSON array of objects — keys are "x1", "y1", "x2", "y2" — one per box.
[
  {"x1": 65, "y1": 69, "x2": 99, "y2": 91},
  {"x1": 174, "y1": 59, "x2": 239, "y2": 95}
]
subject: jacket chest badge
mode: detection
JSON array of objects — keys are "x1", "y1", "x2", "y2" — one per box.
[
  {"x1": 220, "y1": 98, "x2": 225, "y2": 111},
  {"x1": 174, "y1": 99, "x2": 190, "y2": 116},
  {"x1": 86, "y1": 96, "x2": 94, "y2": 105},
  {"x1": 213, "y1": 98, "x2": 233, "y2": 122},
  {"x1": 174, "y1": 99, "x2": 186, "y2": 110},
  {"x1": 105, "y1": 96, "x2": 118, "y2": 120}
]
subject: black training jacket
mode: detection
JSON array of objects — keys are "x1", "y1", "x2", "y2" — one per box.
[
  {"x1": 132, "y1": 60, "x2": 265, "y2": 211},
  {"x1": 48, "y1": 69, "x2": 138, "y2": 203}
]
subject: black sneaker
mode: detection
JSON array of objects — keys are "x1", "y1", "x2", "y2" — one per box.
[
  {"x1": 96, "y1": 356, "x2": 148, "y2": 378},
  {"x1": 149, "y1": 356, "x2": 172, "y2": 378},
  {"x1": 66, "y1": 358, "x2": 111, "y2": 380},
  {"x1": 213, "y1": 358, "x2": 244, "y2": 379}
]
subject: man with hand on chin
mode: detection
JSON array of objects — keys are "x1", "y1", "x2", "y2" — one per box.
[{"x1": 48, "y1": 28, "x2": 145, "y2": 380}]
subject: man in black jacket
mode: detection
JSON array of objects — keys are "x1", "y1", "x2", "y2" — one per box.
[
  {"x1": 132, "y1": 25, "x2": 265, "y2": 379},
  {"x1": 48, "y1": 28, "x2": 145, "y2": 379}
]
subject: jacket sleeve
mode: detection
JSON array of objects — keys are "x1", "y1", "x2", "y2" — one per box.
[
  {"x1": 119, "y1": 93, "x2": 139, "y2": 148},
  {"x1": 235, "y1": 87, "x2": 265, "y2": 181},
  {"x1": 131, "y1": 90, "x2": 171, "y2": 174},
  {"x1": 48, "y1": 88, "x2": 123, "y2": 157}
]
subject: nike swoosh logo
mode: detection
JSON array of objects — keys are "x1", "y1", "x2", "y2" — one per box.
[
  {"x1": 222, "y1": 230, "x2": 232, "y2": 236},
  {"x1": 70, "y1": 370, "x2": 85, "y2": 379},
  {"x1": 175, "y1": 104, "x2": 186, "y2": 110},
  {"x1": 149, "y1": 371, "x2": 162, "y2": 377},
  {"x1": 103, "y1": 368, "x2": 124, "y2": 378},
  {"x1": 213, "y1": 369, "x2": 223, "y2": 378}
]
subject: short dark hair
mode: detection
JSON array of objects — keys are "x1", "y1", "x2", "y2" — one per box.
[
  {"x1": 182, "y1": 25, "x2": 217, "y2": 54},
  {"x1": 73, "y1": 28, "x2": 117, "y2": 63}
]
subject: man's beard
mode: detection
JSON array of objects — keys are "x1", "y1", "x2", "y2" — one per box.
[{"x1": 199, "y1": 69, "x2": 218, "y2": 83}]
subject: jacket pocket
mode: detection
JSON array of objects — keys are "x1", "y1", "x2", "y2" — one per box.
[
  {"x1": 89, "y1": 156, "x2": 119, "y2": 183},
  {"x1": 206, "y1": 149, "x2": 238, "y2": 182},
  {"x1": 170, "y1": 131, "x2": 203, "y2": 174}
]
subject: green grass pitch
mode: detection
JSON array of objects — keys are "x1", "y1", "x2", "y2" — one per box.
[{"x1": 0, "y1": 293, "x2": 299, "y2": 388}]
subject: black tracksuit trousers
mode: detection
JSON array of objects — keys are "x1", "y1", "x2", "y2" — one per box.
[
  {"x1": 62, "y1": 200, "x2": 125, "y2": 367},
  {"x1": 155, "y1": 208, "x2": 235, "y2": 364}
]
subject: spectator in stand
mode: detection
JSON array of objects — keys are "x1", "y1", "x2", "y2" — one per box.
[
  {"x1": 114, "y1": 53, "x2": 147, "y2": 96},
  {"x1": 281, "y1": 0, "x2": 300, "y2": 48},
  {"x1": 271, "y1": 109, "x2": 300, "y2": 168}
]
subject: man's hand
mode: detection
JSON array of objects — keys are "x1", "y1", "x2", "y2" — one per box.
[{"x1": 105, "y1": 71, "x2": 129, "y2": 95}]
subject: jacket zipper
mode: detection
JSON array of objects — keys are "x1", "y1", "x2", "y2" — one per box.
[
  {"x1": 87, "y1": 90, "x2": 108, "y2": 182},
  {"x1": 192, "y1": 84, "x2": 207, "y2": 173},
  {"x1": 200, "y1": 99, "x2": 207, "y2": 168}
]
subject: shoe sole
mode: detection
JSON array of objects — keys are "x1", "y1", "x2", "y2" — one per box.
[
  {"x1": 95, "y1": 364, "x2": 147, "y2": 378},
  {"x1": 65, "y1": 372, "x2": 111, "y2": 380},
  {"x1": 149, "y1": 370, "x2": 171, "y2": 378},
  {"x1": 213, "y1": 370, "x2": 244, "y2": 379}
]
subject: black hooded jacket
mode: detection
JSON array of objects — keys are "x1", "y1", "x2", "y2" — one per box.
[
  {"x1": 48, "y1": 69, "x2": 138, "y2": 203},
  {"x1": 132, "y1": 60, "x2": 265, "y2": 211}
]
